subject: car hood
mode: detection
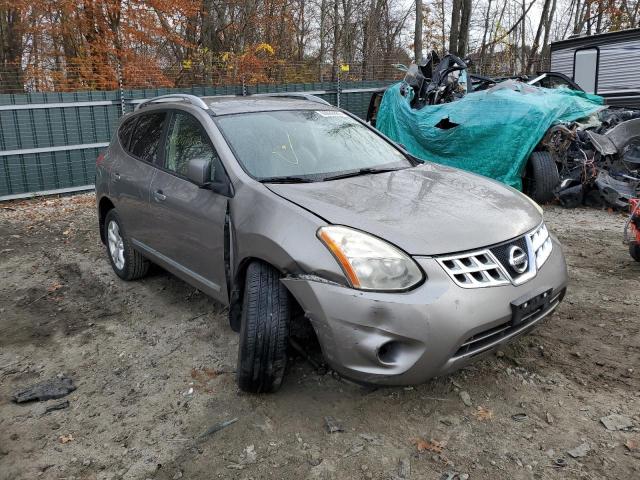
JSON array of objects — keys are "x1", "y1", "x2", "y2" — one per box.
[{"x1": 266, "y1": 163, "x2": 542, "y2": 255}]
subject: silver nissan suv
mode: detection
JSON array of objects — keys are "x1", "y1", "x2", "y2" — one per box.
[{"x1": 96, "y1": 93, "x2": 568, "y2": 393}]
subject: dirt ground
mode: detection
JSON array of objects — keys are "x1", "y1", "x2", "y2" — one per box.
[{"x1": 1, "y1": 193, "x2": 639, "y2": 480}]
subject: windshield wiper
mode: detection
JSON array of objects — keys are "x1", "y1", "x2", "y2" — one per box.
[
  {"x1": 322, "y1": 167, "x2": 404, "y2": 181},
  {"x1": 258, "y1": 176, "x2": 315, "y2": 184}
]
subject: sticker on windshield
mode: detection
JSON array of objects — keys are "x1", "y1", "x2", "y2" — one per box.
[{"x1": 316, "y1": 110, "x2": 348, "y2": 117}]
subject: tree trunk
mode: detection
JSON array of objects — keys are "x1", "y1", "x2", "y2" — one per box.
[
  {"x1": 449, "y1": 0, "x2": 461, "y2": 55},
  {"x1": 0, "y1": 5, "x2": 22, "y2": 92},
  {"x1": 414, "y1": 0, "x2": 423, "y2": 61},
  {"x1": 331, "y1": 0, "x2": 339, "y2": 81},
  {"x1": 319, "y1": 0, "x2": 326, "y2": 81},
  {"x1": 458, "y1": 0, "x2": 472, "y2": 56},
  {"x1": 526, "y1": 0, "x2": 552, "y2": 73},
  {"x1": 541, "y1": 0, "x2": 557, "y2": 66},
  {"x1": 479, "y1": 0, "x2": 493, "y2": 73},
  {"x1": 440, "y1": 0, "x2": 446, "y2": 55}
]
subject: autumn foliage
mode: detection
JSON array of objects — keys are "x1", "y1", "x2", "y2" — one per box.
[{"x1": 0, "y1": 0, "x2": 411, "y2": 93}]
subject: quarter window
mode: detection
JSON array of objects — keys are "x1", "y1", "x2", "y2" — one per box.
[
  {"x1": 165, "y1": 112, "x2": 220, "y2": 180},
  {"x1": 117, "y1": 117, "x2": 137, "y2": 150},
  {"x1": 129, "y1": 112, "x2": 167, "y2": 163}
]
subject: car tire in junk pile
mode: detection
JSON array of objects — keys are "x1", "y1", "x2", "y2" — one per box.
[{"x1": 525, "y1": 151, "x2": 560, "y2": 204}]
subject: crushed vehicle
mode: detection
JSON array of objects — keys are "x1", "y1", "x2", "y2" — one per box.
[
  {"x1": 96, "y1": 93, "x2": 568, "y2": 393},
  {"x1": 367, "y1": 52, "x2": 640, "y2": 209}
]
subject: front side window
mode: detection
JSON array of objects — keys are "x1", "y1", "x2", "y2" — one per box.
[
  {"x1": 129, "y1": 112, "x2": 166, "y2": 163},
  {"x1": 165, "y1": 112, "x2": 219, "y2": 179},
  {"x1": 215, "y1": 110, "x2": 411, "y2": 181}
]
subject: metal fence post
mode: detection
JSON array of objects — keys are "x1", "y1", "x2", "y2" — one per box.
[
  {"x1": 116, "y1": 60, "x2": 125, "y2": 116},
  {"x1": 336, "y1": 70, "x2": 341, "y2": 109}
]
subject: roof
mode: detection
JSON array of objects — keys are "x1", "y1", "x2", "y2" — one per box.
[
  {"x1": 551, "y1": 27, "x2": 640, "y2": 51},
  {"x1": 202, "y1": 95, "x2": 335, "y2": 116}
]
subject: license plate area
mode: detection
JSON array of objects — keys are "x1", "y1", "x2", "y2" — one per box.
[{"x1": 510, "y1": 288, "x2": 553, "y2": 327}]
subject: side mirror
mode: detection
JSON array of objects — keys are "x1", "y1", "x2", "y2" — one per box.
[
  {"x1": 186, "y1": 157, "x2": 234, "y2": 197},
  {"x1": 186, "y1": 157, "x2": 212, "y2": 186}
]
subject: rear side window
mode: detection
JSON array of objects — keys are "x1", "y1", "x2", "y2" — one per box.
[
  {"x1": 118, "y1": 117, "x2": 137, "y2": 149},
  {"x1": 129, "y1": 112, "x2": 167, "y2": 163}
]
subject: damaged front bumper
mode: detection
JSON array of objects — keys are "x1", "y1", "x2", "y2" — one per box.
[{"x1": 282, "y1": 237, "x2": 568, "y2": 386}]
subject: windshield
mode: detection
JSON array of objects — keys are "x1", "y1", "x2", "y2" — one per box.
[{"x1": 215, "y1": 110, "x2": 412, "y2": 181}]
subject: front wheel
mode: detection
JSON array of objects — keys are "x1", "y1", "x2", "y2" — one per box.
[
  {"x1": 104, "y1": 209, "x2": 149, "y2": 281},
  {"x1": 524, "y1": 151, "x2": 560, "y2": 204},
  {"x1": 631, "y1": 242, "x2": 640, "y2": 262},
  {"x1": 236, "y1": 261, "x2": 290, "y2": 393}
]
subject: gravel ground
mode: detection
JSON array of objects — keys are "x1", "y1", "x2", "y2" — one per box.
[{"x1": 1, "y1": 193, "x2": 639, "y2": 480}]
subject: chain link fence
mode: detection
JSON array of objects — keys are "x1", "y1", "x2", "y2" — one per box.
[
  {"x1": 0, "y1": 59, "x2": 405, "y2": 94},
  {"x1": 0, "y1": 61, "x2": 405, "y2": 200}
]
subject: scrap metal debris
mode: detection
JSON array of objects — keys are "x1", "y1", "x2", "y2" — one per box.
[
  {"x1": 197, "y1": 417, "x2": 238, "y2": 439},
  {"x1": 548, "y1": 112, "x2": 640, "y2": 209},
  {"x1": 12, "y1": 376, "x2": 76, "y2": 403}
]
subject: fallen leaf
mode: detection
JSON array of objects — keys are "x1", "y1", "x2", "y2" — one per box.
[
  {"x1": 62, "y1": 229, "x2": 70, "y2": 236},
  {"x1": 59, "y1": 434, "x2": 74, "y2": 444},
  {"x1": 413, "y1": 438, "x2": 444, "y2": 454},
  {"x1": 625, "y1": 439, "x2": 638, "y2": 451},
  {"x1": 473, "y1": 406, "x2": 493, "y2": 421},
  {"x1": 47, "y1": 282, "x2": 63, "y2": 293}
]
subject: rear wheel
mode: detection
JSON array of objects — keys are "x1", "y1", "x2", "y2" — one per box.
[
  {"x1": 630, "y1": 242, "x2": 640, "y2": 262},
  {"x1": 104, "y1": 209, "x2": 149, "y2": 280},
  {"x1": 236, "y1": 261, "x2": 290, "y2": 393},
  {"x1": 524, "y1": 151, "x2": 560, "y2": 204}
]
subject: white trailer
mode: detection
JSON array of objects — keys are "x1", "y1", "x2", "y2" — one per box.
[{"x1": 550, "y1": 28, "x2": 640, "y2": 108}]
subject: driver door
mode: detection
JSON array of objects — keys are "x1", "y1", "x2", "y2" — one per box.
[{"x1": 146, "y1": 110, "x2": 230, "y2": 304}]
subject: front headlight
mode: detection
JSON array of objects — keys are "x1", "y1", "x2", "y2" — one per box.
[{"x1": 317, "y1": 226, "x2": 424, "y2": 291}]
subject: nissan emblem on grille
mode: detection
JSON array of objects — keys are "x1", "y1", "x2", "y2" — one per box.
[{"x1": 508, "y1": 246, "x2": 528, "y2": 274}]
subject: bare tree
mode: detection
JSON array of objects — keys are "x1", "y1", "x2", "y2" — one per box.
[{"x1": 415, "y1": 0, "x2": 423, "y2": 61}]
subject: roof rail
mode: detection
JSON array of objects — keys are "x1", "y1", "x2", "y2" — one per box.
[
  {"x1": 136, "y1": 94, "x2": 209, "y2": 111},
  {"x1": 251, "y1": 92, "x2": 331, "y2": 106}
]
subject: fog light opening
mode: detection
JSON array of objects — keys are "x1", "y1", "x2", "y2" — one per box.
[{"x1": 377, "y1": 341, "x2": 401, "y2": 365}]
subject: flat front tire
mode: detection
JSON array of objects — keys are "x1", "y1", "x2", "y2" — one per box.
[
  {"x1": 104, "y1": 209, "x2": 149, "y2": 281},
  {"x1": 236, "y1": 261, "x2": 290, "y2": 393}
]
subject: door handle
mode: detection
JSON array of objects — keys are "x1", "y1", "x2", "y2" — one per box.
[
  {"x1": 153, "y1": 190, "x2": 166, "y2": 201},
  {"x1": 113, "y1": 172, "x2": 121, "y2": 181}
]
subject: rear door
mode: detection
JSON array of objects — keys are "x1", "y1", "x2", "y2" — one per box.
[
  {"x1": 146, "y1": 110, "x2": 230, "y2": 303},
  {"x1": 111, "y1": 111, "x2": 167, "y2": 244}
]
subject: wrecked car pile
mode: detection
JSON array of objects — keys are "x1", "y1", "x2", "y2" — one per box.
[
  {"x1": 371, "y1": 52, "x2": 640, "y2": 210},
  {"x1": 545, "y1": 109, "x2": 640, "y2": 209}
]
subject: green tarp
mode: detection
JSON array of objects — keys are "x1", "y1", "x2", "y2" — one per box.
[{"x1": 376, "y1": 81, "x2": 605, "y2": 189}]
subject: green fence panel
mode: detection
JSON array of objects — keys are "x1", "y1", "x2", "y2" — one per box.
[{"x1": 0, "y1": 80, "x2": 394, "y2": 199}]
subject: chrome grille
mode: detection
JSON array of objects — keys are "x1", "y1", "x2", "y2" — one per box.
[
  {"x1": 437, "y1": 223, "x2": 554, "y2": 288},
  {"x1": 530, "y1": 223, "x2": 553, "y2": 269},
  {"x1": 437, "y1": 251, "x2": 510, "y2": 288},
  {"x1": 490, "y1": 237, "x2": 529, "y2": 279}
]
